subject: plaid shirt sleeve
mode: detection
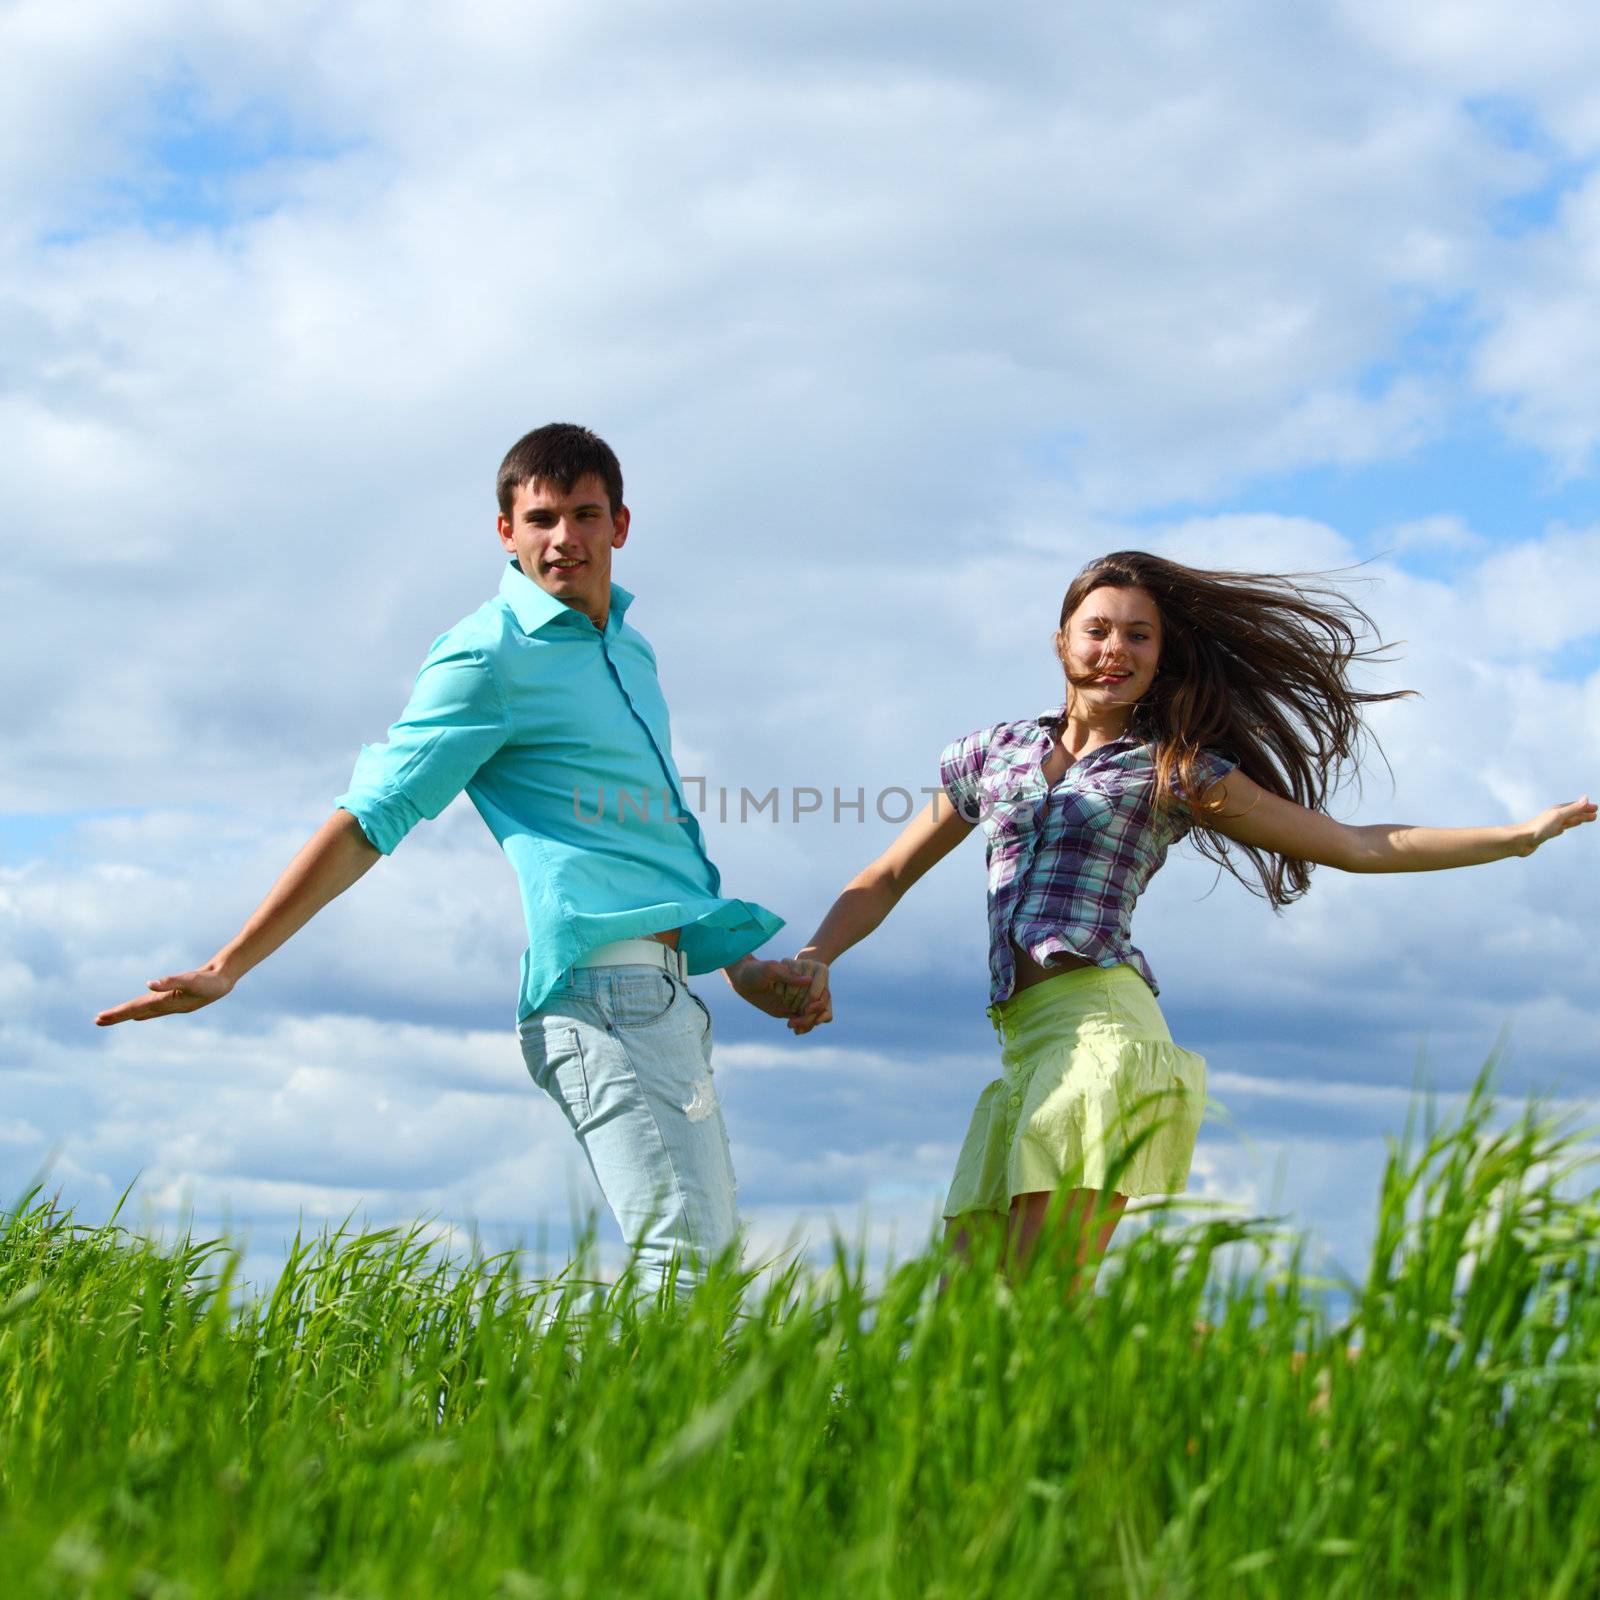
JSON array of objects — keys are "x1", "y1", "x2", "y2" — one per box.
[
  {"x1": 939, "y1": 726, "x2": 995, "y2": 823},
  {"x1": 1173, "y1": 747, "x2": 1238, "y2": 801}
]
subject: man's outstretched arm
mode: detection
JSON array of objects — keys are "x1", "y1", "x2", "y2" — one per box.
[{"x1": 94, "y1": 810, "x2": 381, "y2": 1026}]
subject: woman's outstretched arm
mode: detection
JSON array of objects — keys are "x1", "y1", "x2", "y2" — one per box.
[
  {"x1": 1202, "y1": 770, "x2": 1596, "y2": 872},
  {"x1": 789, "y1": 793, "x2": 976, "y2": 1033}
]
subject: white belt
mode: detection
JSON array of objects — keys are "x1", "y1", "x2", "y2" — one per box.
[{"x1": 573, "y1": 937, "x2": 688, "y2": 980}]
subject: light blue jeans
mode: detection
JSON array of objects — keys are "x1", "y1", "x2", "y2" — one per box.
[{"x1": 517, "y1": 964, "x2": 738, "y2": 1292}]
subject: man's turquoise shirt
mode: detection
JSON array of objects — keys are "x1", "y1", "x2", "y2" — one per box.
[{"x1": 336, "y1": 562, "x2": 783, "y2": 1017}]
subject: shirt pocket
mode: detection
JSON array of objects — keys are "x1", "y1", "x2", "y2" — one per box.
[
  {"x1": 982, "y1": 780, "x2": 1045, "y2": 844},
  {"x1": 1050, "y1": 782, "x2": 1121, "y2": 843}
]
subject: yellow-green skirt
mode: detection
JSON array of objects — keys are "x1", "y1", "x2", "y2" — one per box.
[{"x1": 943, "y1": 963, "x2": 1206, "y2": 1219}]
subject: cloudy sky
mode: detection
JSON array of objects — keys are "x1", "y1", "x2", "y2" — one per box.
[{"x1": 4, "y1": 0, "x2": 1598, "y2": 1288}]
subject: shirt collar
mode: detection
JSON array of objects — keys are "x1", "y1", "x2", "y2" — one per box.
[
  {"x1": 498, "y1": 560, "x2": 635, "y2": 636},
  {"x1": 1033, "y1": 705, "x2": 1145, "y2": 750}
]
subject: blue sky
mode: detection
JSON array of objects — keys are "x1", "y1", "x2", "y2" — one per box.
[{"x1": 3, "y1": 0, "x2": 1598, "y2": 1287}]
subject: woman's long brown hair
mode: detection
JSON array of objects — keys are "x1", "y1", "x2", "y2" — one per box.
[{"x1": 1057, "y1": 550, "x2": 1414, "y2": 907}]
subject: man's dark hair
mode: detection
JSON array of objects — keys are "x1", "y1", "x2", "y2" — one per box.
[{"x1": 496, "y1": 423, "x2": 624, "y2": 518}]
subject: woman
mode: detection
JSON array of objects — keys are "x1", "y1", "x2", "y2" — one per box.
[{"x1": 791, "y1": 552, "x2": 1594, "y2": 1284}]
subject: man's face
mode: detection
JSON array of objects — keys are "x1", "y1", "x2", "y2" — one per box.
[{"x1": 497, "y1": 473, "x2": 630, "y2": 623}]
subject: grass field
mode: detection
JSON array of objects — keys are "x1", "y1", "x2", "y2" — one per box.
[{"x1": 3, "y1": 1071, "x2": 1598, "y2": 1599}]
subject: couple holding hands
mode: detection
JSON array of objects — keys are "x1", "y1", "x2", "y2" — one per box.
[{"x1": 97, "y1": 423, "x2": 1595, "y2": 1293}]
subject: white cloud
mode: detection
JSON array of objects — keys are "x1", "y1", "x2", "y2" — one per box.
[
  {"x1": 1473, "y1": 176, "x2": 1600, "y2": 471},
  {"x1": 1340, "y1": 0, "x2": 1600, "y2": 155},
  {"x1": 1386, "y1": 514, "x2": 1485, "y2": 554},
  {"x1": 0, "y1": 0, "x2": 1578, "y2": 818}
]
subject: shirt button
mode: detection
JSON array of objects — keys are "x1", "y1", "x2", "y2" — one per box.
[{"x1": 1008, "y1": 1093, "x2": 1022, "y2": 1109}]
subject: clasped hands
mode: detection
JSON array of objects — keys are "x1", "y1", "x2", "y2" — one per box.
[{"x1": 725, "y1": 953, "x2": 833, "y2": 1035}]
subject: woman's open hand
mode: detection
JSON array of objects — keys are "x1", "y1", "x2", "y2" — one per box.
[{"x1": 1515, "y1": 795, "x2": 1596, "y2": 856}]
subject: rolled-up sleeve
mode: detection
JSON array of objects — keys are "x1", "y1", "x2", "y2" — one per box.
[
  {"x1": 939, "y1": 726, "x2": 993, "y2": 823},
  {"x1": 334, "y1": 643, "x2": 510, "y2": 854}
]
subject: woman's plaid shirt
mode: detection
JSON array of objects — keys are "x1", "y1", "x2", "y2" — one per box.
[{"x1": 939, "y1": 707, "x2": 1236, "y2": 1004}]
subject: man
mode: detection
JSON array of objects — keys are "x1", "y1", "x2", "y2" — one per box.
[{"x1": 97, "y1": 423, "x2": 827, "y2": 1289}]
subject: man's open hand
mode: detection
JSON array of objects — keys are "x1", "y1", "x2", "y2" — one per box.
[{"x1": 95, "y1": 965, "x2": 235, "y2": 1026}]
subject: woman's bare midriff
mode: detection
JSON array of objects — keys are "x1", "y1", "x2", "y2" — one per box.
[
  {"x1": 1009, "y1": 941, "x2": 1093, "y2": 994},
  {"x1": 650, "y1": 928, "x2": 683, "y2": 951}
]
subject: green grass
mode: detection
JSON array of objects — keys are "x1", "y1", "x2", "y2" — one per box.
[{"x1": 3, "y1": 1070, "x2": 1598, "y2": 1599}]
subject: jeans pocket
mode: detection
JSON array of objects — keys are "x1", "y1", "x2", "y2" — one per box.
[
  {"x1": 520, "y1": 1021, "x2": 591, "y2": 1125},
  {"x1": 597, "y1": 970, "x2": 677, "y2": 1029}
]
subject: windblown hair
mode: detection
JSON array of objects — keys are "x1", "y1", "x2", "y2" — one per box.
[
  {"x1": 1057, "y1": 550, "x2": 1414, "y2": 908},
  {"x1": 496, "y1": 423, "x2": 624, "y2": 518}
]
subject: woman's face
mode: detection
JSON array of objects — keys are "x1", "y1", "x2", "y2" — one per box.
[{"x1": 1056, "y1": 583, "x2": 1163, "y2": 715}]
